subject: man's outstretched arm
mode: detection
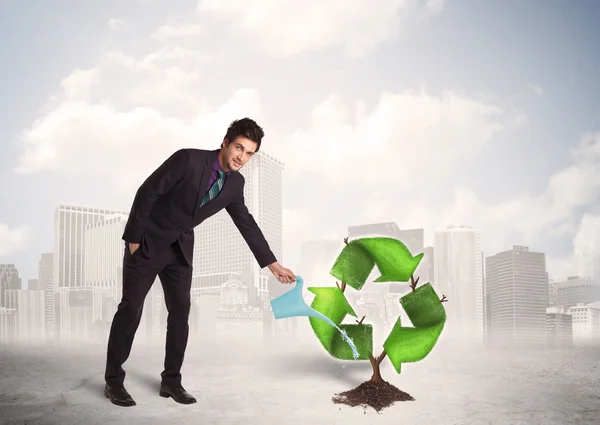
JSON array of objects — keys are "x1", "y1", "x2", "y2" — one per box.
[
  {"x1": 124, "y1": 149, "x2": 190, "y2": 242},
  {"x1": 225, "y1": 187, "x2": 295, "y2": 283}
]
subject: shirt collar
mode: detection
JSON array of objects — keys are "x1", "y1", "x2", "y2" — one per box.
[{"x1": 214, "y1": 153, "x2": 231, "y2": 175}]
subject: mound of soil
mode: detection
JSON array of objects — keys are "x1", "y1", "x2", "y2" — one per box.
[{"x1": 332, "y1": 379, "x2": 414, "y2": 412}]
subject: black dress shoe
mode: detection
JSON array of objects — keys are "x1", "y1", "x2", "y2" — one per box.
[
  {"x1": 104, "y1": 384, "x2": 137, "y2": 407},
  {"x1": 159, "y1": 384, "x2": 197, "y2": 404}
]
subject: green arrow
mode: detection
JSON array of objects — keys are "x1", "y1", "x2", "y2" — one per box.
[
  {"x1": 329, "y1": 323, "x2": 373, "y2": 360},
  {"x1": 307, "y1": 287, "x2": 373, "y2": 360},
  {"x1": 327, "y1": 242, "x2": 374, "y2": 291},
  {"x1": 382, "y1": 283, "x2": 446, "y2": 374},
  {"x1": 330, "y1": 237, "x2": 424, "y2": 290}
]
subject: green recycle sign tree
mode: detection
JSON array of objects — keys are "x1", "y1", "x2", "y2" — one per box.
[{"x1": 307, "y1": 236, "x2": 448, "y2": 409}]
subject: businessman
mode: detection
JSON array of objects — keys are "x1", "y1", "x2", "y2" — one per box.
[{"x1": 104, "y1": 118, "x2": 296, "y2": 407}]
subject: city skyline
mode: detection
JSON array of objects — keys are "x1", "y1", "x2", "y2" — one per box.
[
  {"x1": 3, "y1": 207, "x2": 600, "y2": 347},
  {"x1": 2, "y1": 1, "x2": 600, "y2": 289},
  {"x1": 2, "y1": 2, "x2": 600, "y2": 422},
  {"x1": 2, "y1": 208, "x2": 597, "y2": 289}
]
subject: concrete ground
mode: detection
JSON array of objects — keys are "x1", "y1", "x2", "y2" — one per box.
[{"x1": 0, "y1": 336, "x2": 599, "y2": 425}]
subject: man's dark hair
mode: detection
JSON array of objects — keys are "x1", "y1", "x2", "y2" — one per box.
[{"x1": 222, "y1": 118, "x2": 264, "y2": 152}]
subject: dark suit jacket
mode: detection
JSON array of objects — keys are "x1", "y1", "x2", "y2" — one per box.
[{"x1": 122, "y1": 148, "x2": 277, "y2": 268}]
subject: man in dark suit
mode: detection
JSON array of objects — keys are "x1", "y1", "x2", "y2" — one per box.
[{"x1": 104, "y1": 118, "x2": 296, "y2": 407}]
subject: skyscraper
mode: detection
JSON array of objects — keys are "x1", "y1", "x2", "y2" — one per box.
[
  {"x1": 485, "y1": 245, "x2": 549, "y2": 347},
  {"x1": 53, "y1": 204, "x2": 127, "y2": 342},
  {"x1": 193, "y1": 151, "x2": 284, "y2": 304},
  {"x1": 38, "y1": 253, "x2": 54, "y2": 338},
  {"x1": 84, "y1": 213, "x2": 128, "y2": 290},
  {"x1": 54, "y1": 204, "x2": 128, "y2": 292},
  {"x1": 434, "y1": 225, "x2": 483, "y2": 340},
  {"x1": 0, "y1": 264, "x2": 21, "y2": 308}
]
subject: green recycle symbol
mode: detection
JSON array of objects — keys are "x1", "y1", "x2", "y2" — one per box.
[{"x1": 307, "y1": 237, "x2": 447, "y2": 374}]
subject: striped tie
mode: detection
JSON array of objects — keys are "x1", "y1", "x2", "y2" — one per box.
[{"x1": 200, "y1": 170, "x2": 226, "y2": 207}]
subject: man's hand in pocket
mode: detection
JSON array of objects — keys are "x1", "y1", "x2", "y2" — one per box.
[{"x1": 128, "y1": 243, "x2": 140, "y2": 255}]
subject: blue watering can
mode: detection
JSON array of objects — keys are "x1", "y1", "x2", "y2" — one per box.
[{"x1": 270, "y1": 275, "x2": 337, "y2": 328}]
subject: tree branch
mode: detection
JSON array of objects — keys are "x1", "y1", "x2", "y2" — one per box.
[
  {"x1": 440, "y1": 295, "x2": 448, "y2": 303},
  {"x1": 335, "y1": 281, "x2": 347, "y2": 293},
  {"x1": 376, "y1": 349, "x2": 387, "y2": 365},
  {"x1": 409, "y1": 275, "x2": 420, "y2": 291},
  {"x1": 356, "y1": 315, "x2": 366, "y2": 325}
]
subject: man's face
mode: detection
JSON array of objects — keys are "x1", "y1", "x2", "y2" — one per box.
[{"x1": 220, "y1": 136, "x2": 257, "y2": 172}]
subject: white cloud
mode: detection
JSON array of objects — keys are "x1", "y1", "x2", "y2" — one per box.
[
  {"x1": 573, "y1": 212, "x2": 600, "y2": 254},
  {"x1": 278, "y1": 90, "x2": 503, "y2": 189},
  {"x1": 13, "y1": 42, "x2": 224, "y2": 189},
  {"x1": 546, "y1": 253, "x2": 576, "y2": 281},
  {"x1": 14, "y1": 88, "x2": 261, "y2": 191},
  {"x1": 151, "y1": 23, "x2": 203, "y2": 41},
  {"x1": 12, "y1": 2, "x2": 598, "y2": 284},
  {"x1": 196, "y1": 0, "x2": 444, "y2": 57},
  {"x1": 0, "y1": 223, "x2": 31, "y2": 257},
  {"x1": 107, "y1": 18, "x2": 127, "y2": 31},
  {"x1": 424, "y1": 0, "x2": 445, "y2": 15},
  {"x1": 528, "y1": 83, "x2": 544, "y2": 95},
  {"x1": 356, "y1": 132, "x2": 600, "y2": 279}
]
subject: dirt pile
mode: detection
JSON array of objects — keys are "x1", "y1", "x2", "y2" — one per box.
[{"x1": 332, "y1": 379, "x2": 414, "y2": 412}]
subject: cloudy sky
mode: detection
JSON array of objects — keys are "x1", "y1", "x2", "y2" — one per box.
[{"x1": 1, "y1": 0, "x2": 599, "y2": 286}]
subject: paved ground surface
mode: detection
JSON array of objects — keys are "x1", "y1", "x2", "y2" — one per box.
[{"x1": 0, "y1": 336, "x2": 599, "y2": 424}]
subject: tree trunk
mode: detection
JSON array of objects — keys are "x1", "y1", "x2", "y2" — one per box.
[{"x1": 368, "y1": 354, "x2": 384, "y2": 383}]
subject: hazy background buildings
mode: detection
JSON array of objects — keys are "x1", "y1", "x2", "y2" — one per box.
[
  {"x1": 2, "y1": 176, "x2": 600, "y2": 348},
  {"x1": 1, "y1": 1, "x2": 600, "y2": 352}
]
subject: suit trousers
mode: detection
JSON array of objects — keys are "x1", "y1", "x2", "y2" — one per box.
[{"x1": 104, "y1": 240, "x2": 193, "y2": 387}]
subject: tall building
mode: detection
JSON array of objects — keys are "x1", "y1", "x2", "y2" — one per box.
[
  {"x1": 84, "y1": 213, "x2": 128, "y2": 290},
  {"x1": 54, "y1": 204, "x2": 127, "y2": 292},
  {"x1": 434, "y1": 225, "x2": 483, "y2": 340},
  {"x1": 193, "y1": 151, "x2": 284, "y2": 305},
  {"x1": 419, "y1": 246, "x2": 435, "y2": 285},
  {"x1": 555, "y1": 277, "x2": 600, "y2": 309},
  {"x1": 485, "y1": 245, "x2": 549, "y2": 347},
  {"x1": 548, "y1": 278, "x2": 558, "y2": 306},
  {"x1": 577, "y1": 252, "x2": 594, "y2": 279},
  {"x1": 38, "y1": 253, "x2": 54, "y2": 338},
  {"x1": 53, "y1": 204, "x2": 127, "y2": 343},
  {"x1": 0, "y1": 307, "x2": 17, "y2": 344},
  {"x1": 568, "y1": 302, "x2": 600, "y2": 345},
  {"x1": 4, "y1": 289, "x2": 46, "y2": 344},
  {"x1": 0, "y1": 264, "x2": 21, "y2": 308}
]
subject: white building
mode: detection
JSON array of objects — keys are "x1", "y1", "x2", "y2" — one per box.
[
  {"x1": 0, "y1": 307, "x2": 17, "y2": 344},
  {"x1": 568, "y1": 302, "x2": 600, "y2": 345},
  {"x1": 555, "y1": 277, "x2": 600, "y2": 309},
  {"x1": 434, "y1": 225, "x2": 483, "y2": 340},
  {"x1": 216, "y1": 278, "x2": 263, "y2": 339},
  {"x1": 193, "y1": 151, "x2": 284, "y2": 308},
  {"x1": 576, "y1": 252, "x2": 594, "y2": 279},
  {"x1": 38, "y1": 253, "x2": 54, "y2": 338},
  {"x1": 53, "y1": 204, "x2": 127, "y2": 344},
  {"x1": 0, "y1": 264, "x2": 21, "y2": 308},
  {"x1": 4, "y1": 289, "x2": 46, "y2": 345},
  {"x1": 84, "y1": 213, "x2": 127, "y2": 291},
  {"x1": 546, "y1": 306, "x2": 573, "y2": 347}
]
